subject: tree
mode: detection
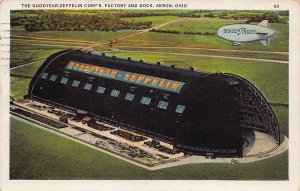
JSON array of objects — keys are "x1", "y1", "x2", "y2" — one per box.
[{"x1": 263, "y1": 12, "x2": 280, "y2": 23}]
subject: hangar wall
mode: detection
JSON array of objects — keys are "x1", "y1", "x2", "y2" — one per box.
[{"x1": 28, "y1": 49, "x2": 282, "y2": 157}]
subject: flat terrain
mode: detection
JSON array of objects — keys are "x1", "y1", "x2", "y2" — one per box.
[
  {"x1": 10, "y1": 45, "x2": 63, "y2": 68},
  {"x1": 113, "y1": 46, "x2": 288, "y2": 61},
  {"x1": 10, "y1": 76, "x2": 32, "y2": 100},
  {"x1": 10, "y1": 117, "x2": 288, "y2": 180},
  {"x1": 12, "y1": 30, "x2": 136, "y2": 43},
  {"x1": 159, "y1": 19, "x2": 242, "y2": 32},
  {"x1": 9, "y1": 12, "x2": 289, "y2": 180},
  {"x1": 10, "y1": 28, "x2": 136, "y2": 67},
  {"x1": 121, "y1": 16, "x2": 179, "y2": 27},
  {"x1": 117, "y1": 22, "x2": 288, "y2": 52}
]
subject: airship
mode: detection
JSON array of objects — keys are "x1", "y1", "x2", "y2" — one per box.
[{"x1": 217, "y1": 20, "x2": 276, "y2": 46}]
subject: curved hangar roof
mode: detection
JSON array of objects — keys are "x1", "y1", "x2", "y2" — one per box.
[{"x1": 29, "y1": 49, "x2": 283, "y2": 157}]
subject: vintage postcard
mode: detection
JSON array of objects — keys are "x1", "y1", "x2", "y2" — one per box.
[{"x1": 0, "y1": 0, "x2": 299, "y2": 190}]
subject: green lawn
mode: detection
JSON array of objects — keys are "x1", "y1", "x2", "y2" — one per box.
[
  {"x1": 10, "y1": 117, "x2": 288, "y2": 180},
  {"x1": 10, "y1": 60, "x2": 44, "y2": 101},
  {"x1": 11, "y1": 39, "x2": 81, "y2": 46},
  {"x1": 10, "y1": 76, "x2": 31, "y2": 100},
  {"x1": 272, "y1": 106, "x2": 289, "y2": 137},
  {"x1": 11, "y1": 60, "x2": 43, "y2": 77},
  {"x1": 113, "y1": 46, "x2": 288, "y2": 61},
  {"x1": 117, "y1": 23, "x2": 288, "y2": 52},
  {"x1": 11, "y1": 28, "x2": 136, "y2": 43},
  {"x1": 10, "y1": 45, "x2": 64, "y2": 68},
  {"x1": 121, "y1": 16, "x2": 179, "y2": 27},
  {"x1": 12, "y1": 38, "x2": 94, "y2": 45},
  {"x1": 159, "y1": 19, "x2": 242, "y2": 32}
]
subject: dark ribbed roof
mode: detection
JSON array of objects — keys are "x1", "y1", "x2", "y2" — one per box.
[{"x1": 65, "y1": 49, "x2": 211, "y2": 82}]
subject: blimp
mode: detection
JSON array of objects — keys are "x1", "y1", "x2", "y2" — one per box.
[{"x1": 217, "y1": 20, "x2": 276, "y2": 46}]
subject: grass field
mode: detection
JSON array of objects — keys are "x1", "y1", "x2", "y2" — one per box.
[
  {"x1": 117, "y1": 22, "x2": 288, "y2": 52},
  {"x1": 272, "y1": 106, "x2": 289, "y2": 137},
  {"x1": 159, "y1": 19, "x2": 242, "y2": 32},
  {"x1": 11, "y1": 28, "x2": 136, "y2": 43},
  {"x1": 10, "y1": 117, "x2": 288, "y2": 180},
  {"x1": 12, "y1": 38, "x2": 95, "y2": 46},
  {"x1": 11, "y1": 60, "x2": 43, "y2": 77},
  {"x1": 10, "y1": 76, "x2": 32, "y2": 100},
  {"x1": 121, "y1": 16, "x2": 179, "y2": 27},
  {"x1": 113, "y1": 46, "x2": 288, "y2": 61},
  {"x1": 10, "y1": 28, "x2": 138, "y2": 68},
  {"x1": 10, "y1": 45, "x2": 63, "y2": 67},
  {"x1": 11, "y1": 40, "x2": 85, "y2": 51}
]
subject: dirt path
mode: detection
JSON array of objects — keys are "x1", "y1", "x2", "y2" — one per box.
[
  {"x1": 12, "y1": 35, "x2": 96, "y2": 44},
  {"x1": 116, "y1": 45, "x2": 289, "y2": 55},
  {"x1": 110, "y1": 49, "x2": 289, "y2": 64},
  {"x1": 12, "y1": 42, "x2": 88, "y2": 48},
  {"x1": 10, "y1": 59, "x2": 45, "y2": 70}
]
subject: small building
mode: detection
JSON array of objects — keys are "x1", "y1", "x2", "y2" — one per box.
[
  {"x1": 82, "y1": 116, "x2": 95, "y2": 126},
  {"x1": 76, "y1": 110, "x2": 88, "y2": 119}
]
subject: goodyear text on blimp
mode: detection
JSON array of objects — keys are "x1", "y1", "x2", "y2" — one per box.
[{"x1": 223, "y1": 27, "x2": 256, "y2": 35}]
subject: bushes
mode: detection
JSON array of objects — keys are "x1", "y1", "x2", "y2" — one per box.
[
  {"x1": 183, "y1": 31, "x2": 215, "y2": 35},
  {"x1": 228, "y1": 12, "x2": 288, "y2": 24},
  {"x1": 149, "y1": 29, "x2": 180, "y2": 34}
]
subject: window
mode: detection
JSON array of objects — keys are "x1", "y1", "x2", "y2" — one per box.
[
  {"x1": 60, "y1": 77, "x2": 68, "y2": 84},
  {"x1": 157, "y1": 101, "x2": 168, "y2": 110},
  {"x1": 96, "y1": 86, "x2": 106, "y2": 94},
  {"x1": 175, "y1": 105, "x2": 186, "y2": 114},
  {"x1": 141, "y1": 97, "x2": 151, "y2": 105},
  {"x1": 125, "y1": 93, "x2": 135, "y2": 101},
  {"x1": 110, "y1": 90, "x2": 120, "y2": 97},
  {"x1": 49, "y1": 75, "x2": 57, "y2": 82},
  {"x1": 72, "y1": 80, "x2": 80, "y2": 87},
  {"x1": 84, "y1": 83, "x2": 92, "y2": 91},
  {"x1": 41, "y1": 73, "x2": 48, "y2": 79}
]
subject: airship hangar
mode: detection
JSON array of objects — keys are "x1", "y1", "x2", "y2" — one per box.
[{"x1": 11, "y1": 49, "x2": 287, "y2": 169}]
